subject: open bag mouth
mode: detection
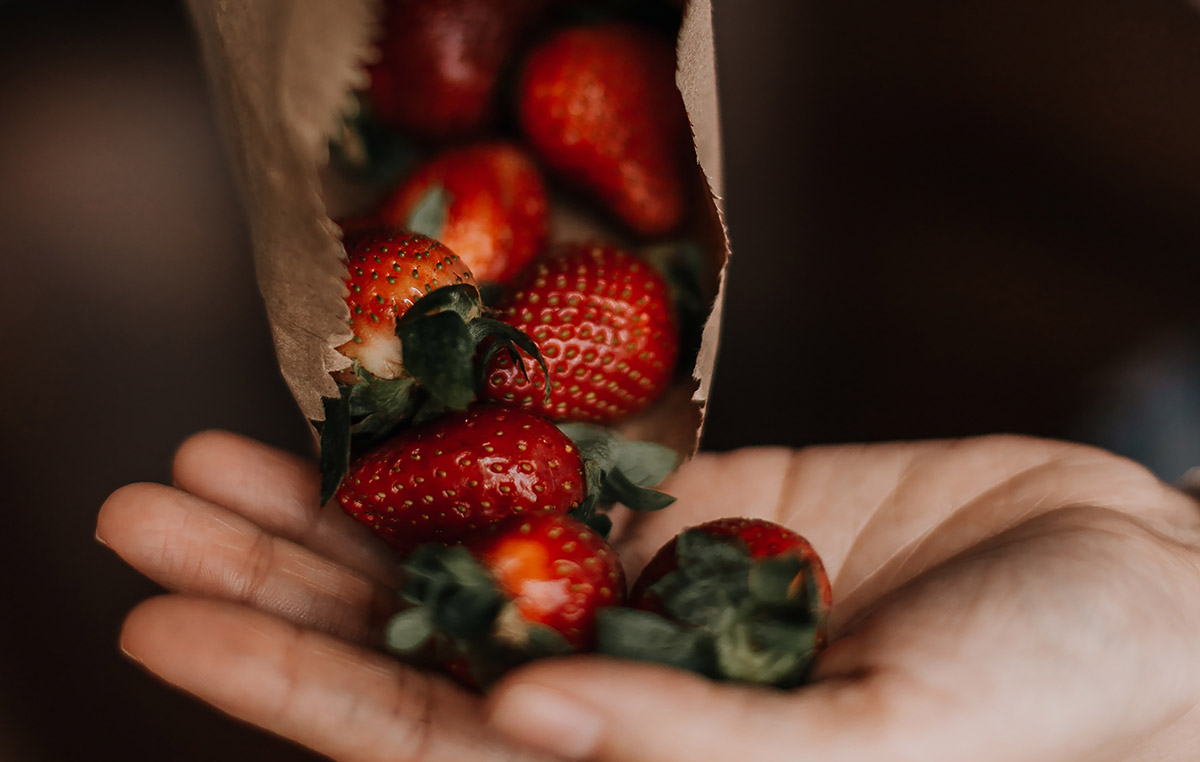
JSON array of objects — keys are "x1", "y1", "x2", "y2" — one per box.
[{"x1": 185, "y1": 0, "x2": 731, "y2": 459}]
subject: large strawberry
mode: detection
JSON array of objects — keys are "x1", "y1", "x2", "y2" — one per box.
[
  {"x1": 517, "y1": 22, "x2": 689, "y2": 236},
  {"x1": 481, "y1": 242, "x2": 679, "y2": 423},
  {"x1": 374, "y1": 143, "x2": 549, "y2": 284},
  {"x1": 336, "y1": 406, "x2": 678, "y2": 552},
  {"x1": 385, "y1": 513, "x2": 625, "y2": 686},
  {"x1": 597, "y1": 517, "x2": 832, "y2": 688},
  {"x1": 367, "y1": 0, "x2": 549, "y2": 139},
  {"x1": 336, "y1": 405, "x2": 585, "y2": 551}
]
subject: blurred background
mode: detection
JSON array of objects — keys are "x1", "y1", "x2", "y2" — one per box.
[{"x1": 3, "y1": 0, "x2": 1200, "y2": 759}]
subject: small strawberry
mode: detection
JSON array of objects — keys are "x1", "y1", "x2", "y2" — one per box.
[
  {"x1": 597, "y1": 517, "x2": 832, "y2": 688},
  {"x1": 336, "y1": 405, "x2": 586, "y2": 552},
  {"x1": 517, "y1": 22, "x2": 689, "y2": 236},
  {"x1": 375, "y1": 143, "x2": 549, "y2": 284},
  {"x1": 336, "y1": 229, "x2": 476, "y2": 382},
  {"x1": 481, "y1": 242, "x2": 679, "y2": 423},
  {"x1": 367, "y1": 0, "x2": 549, "y2": 139},
  {"x1": 385, "y1": 513, "x2": 625, "y2": 686}
]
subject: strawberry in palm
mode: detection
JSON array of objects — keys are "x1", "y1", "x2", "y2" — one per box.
[
  {"x1": 598, "y1": 517, "x2": 832, "y2": 688},
  {"x1": 518, "y1": 22, "x2": 690, "y2": 237},
  {"x1": 482, "y1": 242, "x2": 679, "y2": 423},
  {"x1": 385, "y1": 513, "x2": 625, "y2": 687},
  {"x1": 374, "y1": 143, "x2": 548, "y2": 284}
]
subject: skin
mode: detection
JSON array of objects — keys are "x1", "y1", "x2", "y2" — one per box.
[{"x1": 97, "y1": 430, "x2": 1200, "y2": 762}]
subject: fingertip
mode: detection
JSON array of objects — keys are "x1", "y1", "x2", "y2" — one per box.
[
  {"x1": 97, "y1": 482, "x2": 174, "y2": 551},
  {"x1": 118, "y1": 594, "x2": 181, "y2": 666},
  {"x1": 171, "y1": 429, "x2": 251, "y2": 487}
]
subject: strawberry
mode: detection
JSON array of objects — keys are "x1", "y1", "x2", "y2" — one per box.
[
  {"x1": 385, "y1": 513, "x2": 625, "y2": 686},
  {"x1": 375, "y1": 143, "x2": 549, "y2": 284},
  {"x1": 597, "y1": 517, "x2": 832, "y2": 688},
  {"x1": 517, "y1": 22, "x2": 689, "y2": 236},
  {"x1": 367, "y1": 0, "x2": 549, "y2": 139},
  {"x1": 336, "y1": 229, "x2": 476, "y2": 382},
  {"x1": 481, "y1": 242, "x2": 679, "y2": 423},
  {"x1": 336, "y1": 405, "x2": 586, "y2": 552}
]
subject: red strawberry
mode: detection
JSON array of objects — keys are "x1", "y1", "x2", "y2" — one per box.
[
  {"x1": 597, "y1": 517, "x2": 832, "y2": 688},
  {"x1": 470, "y1": 512, "x2": 625, "y2": 649},
  {"x1": 481, "y1": 242, "x2": 679, "y2": 422},
  {"x1": 518, "y1": 23, "x2": 689, "y2": 236},
  {"x1": 336, "y1": 229, "x2": 476, "y2": 382},
  {"x1": 367, "y1": 0, "x2": 549, "y2": 139},
  {"x1": 385, "y1": 512, "x2": 625, "y2": 687},
  {"x1": 375, "y1": 143, "x2": 549, "y2": 284},
  {"x1": 336, "y1": 405, "x2": 586, "y2": 552}
]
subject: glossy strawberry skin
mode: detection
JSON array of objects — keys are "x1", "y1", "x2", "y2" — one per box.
[
  {"x1": 376, "y1": 143, "x2": 548, "y2": 284},
  {"x1": 337, "y1": 229, "x2": 476, "y2": 381},
  {"x1": 336, "y1": 406, "x2": 585, "y2": 552},
  {"x1": 482, "y1": 242, "x2": 678, "y2": 423},
  {"x1": 631, "y1": 517, "x2": 833, "y2": 643},
  {"x1": 518, "y1": 23, "x2": 689, "y2": 236},
  {"x1": 471, "y1": 513, "x2": 625, "y2": 649},
  {"x1": 367, "y1": 0, "x2": 548, "y2": 139}
]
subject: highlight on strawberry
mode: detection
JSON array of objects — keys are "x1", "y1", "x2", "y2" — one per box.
[{"x1": 596, "y1": 517, "x2": 833, "y2": 688}]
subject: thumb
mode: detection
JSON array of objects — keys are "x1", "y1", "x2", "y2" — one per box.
[{"x1": 483, "y1": 656, "x2": 893, "y2": 762}]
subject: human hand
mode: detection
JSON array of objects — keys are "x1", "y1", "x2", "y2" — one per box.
[
  {"x1": 98, "y1": 432, "x2": 1200, "y2": 762},
  {"x1": 486, "y1": 436, "x2": 1200, "y2": 762}
]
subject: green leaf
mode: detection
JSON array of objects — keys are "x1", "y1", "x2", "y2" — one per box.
[
  {"x1": 713, "y1": 617, "x2": 817, "y2": 688},
  {"x1": 471, "y1": 317, "x2": 551, "y2": 402},
  {"x1": 600, "y1": 468, "x2": 676, "y2": 512},
  {"x1": 394, "y1": 283, "x2": 481, "y2": 331},
  {"x1": 404, "y1": 185, "x2": 450, "y2": 240},
  {"x1": 399, "y1": 310, "x2": 476, "y2": 409},
  {"x1": 317, "y1": 391, "x2": 353, "y2": 504},
  {"x1": 594, "y1": 608, "x2": 717, "y2": 677},
  {"x1": 748, "y1": 557, "x2": 804, "y2": 606},
  {"x1": 345, "y1": 376, "x2": 422, "y2": 445},
  {"x1": 612, "y1": 440, "x2": 679, "y2": 488},
  {"x1": 385, "y1": 608, "x2": 436, "y2": 653}
]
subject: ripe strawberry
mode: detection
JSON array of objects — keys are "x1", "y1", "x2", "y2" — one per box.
[
  {"x1": 375, "y1": 143, "x2": 549, "y2": 284},
  {"x1": 336, "y1": 405, "x2": 586, "y2": 552},
  {"x1": 470, "y1": 512, "x2": 625, "y2": 649},
  {"x1": 597, "y1": 517, "x2": 832, "y2": 688},
  {"x1": 518, "y1": 22, "x2": 689, "y2": 236},
  {"x1": 367, "y1": 0, "x2": 549, "y2": 139},
  {"x1": 336, "y1": 229, "x2": 477, "y2": 381},
  {"x1": 385, "y1": 513, "x2": 625, "y2": 687},
  {"x1": 481, "y1": 242, "x2": 679, "y2": 422}
]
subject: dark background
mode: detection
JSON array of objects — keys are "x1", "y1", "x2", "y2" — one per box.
[{"x1": 3, "y1": 0, "x2": 1200, "y2": 759}]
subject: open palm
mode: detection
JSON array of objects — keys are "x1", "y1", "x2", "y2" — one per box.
[{"x1": 98, "y1": 431, "x2": 1200, "y2": 762}]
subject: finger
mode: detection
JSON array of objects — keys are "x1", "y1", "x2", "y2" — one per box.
[
  {"x1": 99, "y1": 482, "x2": 394, "y2": 644},
  {"x1": 121, "y1": 596, "x2": 556, "y2": 762},
  {"x1": 486, "y1": 657, "x2": 897, "y2": 762},
  {"x1": 172, "y1": 430, "x2": 402, "y2": 585}
]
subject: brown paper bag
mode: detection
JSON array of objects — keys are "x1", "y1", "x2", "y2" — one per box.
[{"x1": 185, "y1": 0, "x2": 730, "y2": 457}]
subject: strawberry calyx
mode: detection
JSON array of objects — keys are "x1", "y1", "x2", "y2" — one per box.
[
  {"x1": 557, "y1": 422, "x2": 678, "y2": 530},
  {"x1": 385, "y1": 543, "x2": 572, "y2": 688},
  {"x1": 401, "y1": 185, "x2": 449, "y2": 244},
  {"x1": 595, "y1": 530, "x2": 827, "y2": 688},
  {"x1": 318, "y1": 282, "x2": 550, "y2": 503}
]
